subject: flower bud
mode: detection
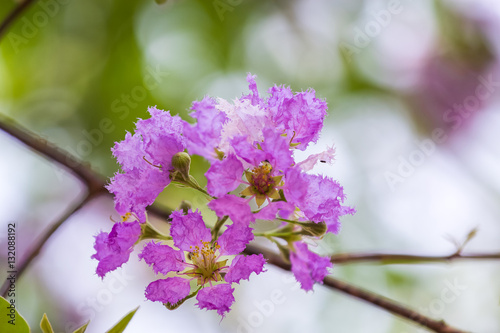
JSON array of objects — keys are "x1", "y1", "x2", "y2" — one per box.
[
  {"x1": 298, "y1": 222, "x2": 327, "y2": 237},
  {"x1": 171, "y1": 152, "x2": 191, "y2": 181}
]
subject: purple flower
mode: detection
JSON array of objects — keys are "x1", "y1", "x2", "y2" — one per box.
[
  {"x1": 241, "y1": 73, "x2": 262, "y2": 107},
  {"x1": 145, "y1": 277, "x2": 191, "y2": 305},
  {"x1": 107, "y1": 107, "x2": 185, "y2": 222},
  {"x1": 170, "y1": 210, "x2": 212, "y2": 251},
  {"x1": 253, "y1": 201, "x2": 295, "y2": 220},
  {"x1": 284, "y1": 168, "x2": 355, "y2": 234},
  {"x1": 218, "y1": 222, "x2": 255, "y2": 254},
  {"x1": 196, "y1": 284, "x2": 235, "y2": 318},
  {"x1": 208, "y1": 195, "x2": 255, "y2": 226},
  {"x1": 207, "y1": 128, "x2": 292, "y2": 208},
  {"x1": 91, "y1": 221, "x2": 141, "y2": 278},
  {"x1": 290, "y1": 242, "x2": 332, "y2": 291},
  {"x1": 205, "y1": 154, "x2": 244, "y2": 197},
  {"x1": 267, "y1": 86, "x2": 327, "y2": 150},
  {"x1": 224, "y1": 254, "x2": 266, "y2": 283},
  {"x1": 217, "y1": 97, "x2": 273, "y2": 155},
  {"x1": 139, "y1": 210, "x2": 265, "y2": 316},
  {"x1": 183, "y1": 96, "x2": 227, "y2": 160}
]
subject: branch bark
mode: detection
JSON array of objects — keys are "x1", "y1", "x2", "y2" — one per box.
[
  {"x1": 330, "y1": 252, "x2": 500, "y2": 264},
  {"x1": 245, "y1": 244, "x2": 468, "y2": 333},
  {"x1": 0, "y1": 0, "x2": 37, "y2": 40},
  {"x1": 0, "y1": 192, "x2": 97, "y2": 297}
]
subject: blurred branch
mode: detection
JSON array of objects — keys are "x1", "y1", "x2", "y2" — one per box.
[
  {"x1": 0, "y1": 192, "x2": 97, "y2": 297},
  {"x1": 0, "y1": 114, "x2": 470, "y2": 332},
  {"x1": 0, "y1": 0, "x2": 37, "y2": 40},
  {"x1": 330, "y1": 252, "x2": 500, "y2": 264},
  {"x1": 245, "y1": 244, "x2": 467, "y2": 333},
  {"x1": 0, "y1": 114, "x2": 106, "y2": 193}
]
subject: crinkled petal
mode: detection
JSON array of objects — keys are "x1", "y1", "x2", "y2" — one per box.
[
  {"x1": 183, "y1": 96, "x2": 227, "y2": 160},
  {"x1": 111, "y1": 132, "x2": 147, "y2": 171},
  {"x1": 138, "y1": 241, "x2": 186, "y2": 275},
  {"x1": 240, "y1": 73, "x2": 262, "y2": 106},
  {"x1": 260, "y1": 127, "x2": 294, "y2": 171},
  {"x1": 196, "y1": 284, "x2": 235, "y2": 318},
  {"x1": 170, "y1": 210, "x2": 211, "y2": 251},
  {"x1": 144, "y1": 277, "x2": 191, "y2": 305},
  {"x1": 218, "y1": 98, "x2": 270, "y2": 154},
  {"x1": 205, "y1": 155, "x2": 244, "y2": 197},
  {"x1": 267, "y1": 86, "x2": 327, "y2": 150},
  {"x1": 224, "y1": 254, "x2": 266, "y2": 284},
  {"x1": 133, "y1": 106, "x2": 186, "y2": 169},
  {"x1": 254, "y1": 201, "x2": 294, "y2": 220},
  {"x1": 208, "y1": 195, "x2": 255, "y2": 226},
  {"x1": 91, "y1": 221, "x2": 141, "y2": 278},
  {"x1": 296, "y1": 145, "x2": 336, "y2": 172},
  {"x1": 230, "y1": 135, "x2": 266, "y2": 167},
  {"x1": 290, "y1": 242, "x2": 332, "y2": 291},
  {"x1": 218, "y1": 223, "x2": 254, "y2": 255},
  {"x1": 107, "y1": 107, "x2": 185, "y2": 220},
  {"x1": 283, "y1": 167, "x2": 308, "y2": 205},
  {"x1": 284, "y1": 168, "x2": 355, "y2": 234},
  {"x1": 106, "y1": 168, "x2": 169, "y2": 222}
]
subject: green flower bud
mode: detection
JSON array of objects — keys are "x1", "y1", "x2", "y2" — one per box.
[
  {"x1": 298, "y1": 221, "x2": 327, "y2": 237},
  {"x1": 171, "y1": 152, "x2": 191, "y2": 181}
]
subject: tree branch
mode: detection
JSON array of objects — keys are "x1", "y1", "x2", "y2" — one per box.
[
  {"x1": 244, "y1": 244, "x2": 468, "y2": 333},
  {"x1": 0, "y1": 114, "x2": 473, "y2": 332},
  {"x1": 0, "y1": 192, "x2": 97, "y2": 297},
  {"x1": 0, "y1": 0, "x2": 37, "y2": 40},
  {"x1": 330, "y1": 252, "x2": 500, "y2": 264},
  {"x1": 0, "y1": 114, "x2": 106, "y2": 193}
]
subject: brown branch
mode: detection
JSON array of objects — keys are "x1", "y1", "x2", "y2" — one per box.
[
  {"x1": 1, "y1": 192, "x2": 97, "y2": 297},
  {"x1": 0, "y1": 114, "x2": 106, "y2": 193},
  {"x1": 0, "y1": 0, "x2": 37, "y2": 41},
  {"x1": 0, "y1": 114, "x2": 471, "y2": 333},
  {"x1": 330, "y1": 252, "x2": 500, "y2": 264},
  {"x1": 244, "y1": 244, "x2": 468, "y2": 333}
]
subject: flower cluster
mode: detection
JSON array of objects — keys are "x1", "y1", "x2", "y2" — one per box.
[{"x1": 92, "y1": 74, "x2": 355, "y2": 317}]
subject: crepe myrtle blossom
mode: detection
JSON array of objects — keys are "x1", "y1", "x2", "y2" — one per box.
[
  {"x1": 182, "y1": 73, "x2": 327, "y2": 160},
  {"x1": 290, "y1": 241, "x2": 332, "y2": 291},
  {"x1": 193, "y1": 74, "x2": 354, "y2": 230},
  {"x1": 96, "y1": 73, "x2": 356, "y2": 314},
  {"x1": 106, "y1": 106, "x2": 186, "y2": 222},
  {"x1": 139, "y1": 210, "x2": 266, "y2": 317},
  {"x1": 91, "y1": 214, "x2": 142, "y2": 278}
]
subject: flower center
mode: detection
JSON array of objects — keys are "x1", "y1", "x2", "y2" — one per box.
[
  {"x1": 241, "y1": 161, "x2": 283, "y2": 206},
  {"x1": 186, "y1": 241, "x2": 227, "y2": 285},
  {"x1": 249, "y1": 162, "x2": 275, "y2": 194}
]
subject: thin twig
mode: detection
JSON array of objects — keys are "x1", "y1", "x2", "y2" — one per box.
[
  {"x1": 244, "y1": 244, "x2": 467, "y2": 333},
  {"x1": 330, "y1": 252, "x2": 500, "y2": 264},
  {"x1": 0, "y1": 0, "x2": 37, "y2": 40},
  {"x1": 0, "y1": 193, "x2": 97, "y2": 297}
]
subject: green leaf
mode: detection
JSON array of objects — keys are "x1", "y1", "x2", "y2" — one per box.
[
  {"x1": 72, "y1": 321, "x2": 90, "y2": 333},
  {"x1": 0, "y1": 296, "x2": 30, "y2": 333},
  {"x1": 105, "y1": 307, "x2": 139, "y2": 333},
  {"x1": 40, "y1": 314, "x2": 54, "y2": 333}
]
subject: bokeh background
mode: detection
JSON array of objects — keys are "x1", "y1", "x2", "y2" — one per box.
[{"x1": 1, "y1": 0, "x2": 500, "y2": 332}]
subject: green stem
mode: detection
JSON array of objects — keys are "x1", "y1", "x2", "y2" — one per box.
[
  {"x1": 254, "y1": 231, "x2": 302, "y2": 238},
  {"x1": 172, "y1": 175, "x2": 214, "y2": 199},
  {"x1": 139, "y1": 221, "x2": 172, "y2": 242},
  {"x1": 211, "y1": 215, "x2": 229, "y2": 240}
]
